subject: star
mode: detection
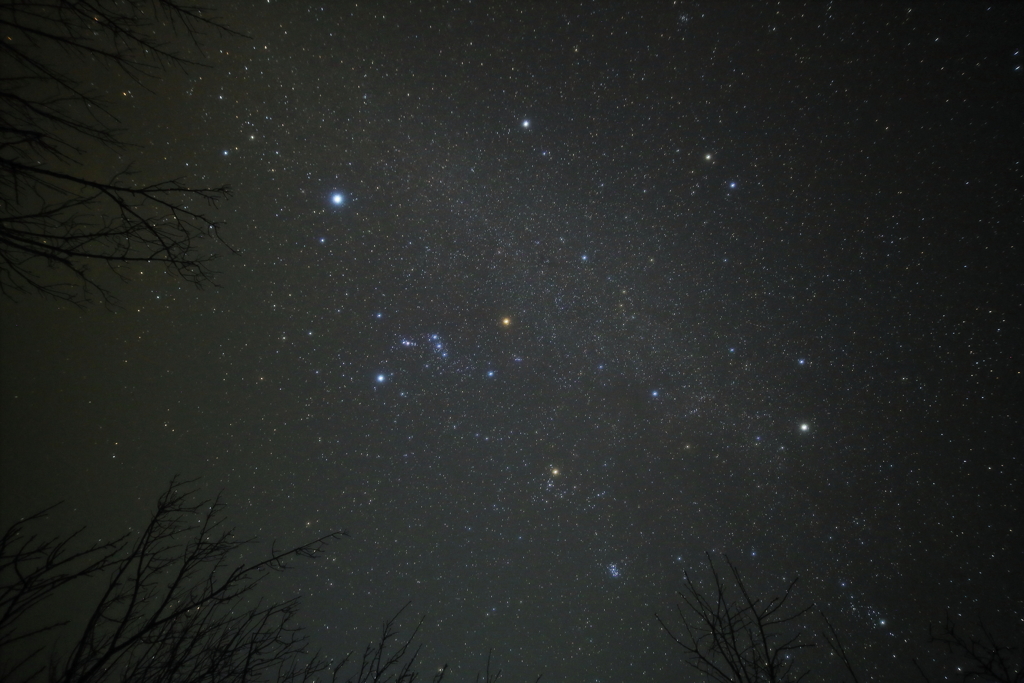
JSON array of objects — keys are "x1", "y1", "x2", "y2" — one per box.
[
  {"x1": 522, "y1": 119, "x2": 530, "y2": 128},
  {"x1": 800, "y1": 423, "x2": 810, "y2": 431},
  {"x1": 501, "y1": 317, "x2": 511, "y2": 327},
  {"x1": 331, "y1": 192, "x2": 344, "y2": 205},
  {"x1": 376, "y1": 374, "x2": 386, "y2": 383}
]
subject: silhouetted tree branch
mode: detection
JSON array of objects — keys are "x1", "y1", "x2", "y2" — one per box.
[
  {"x1": 0, "y1": 0, "x2": 242, "y2": 304},
  {"x1": 328, "y1": 603, "x2": 449, "y2": 683},
  {"x1": 659, "y1": 555, "x2": 1021, "y2": 683},
  {"x1": 657, "y1": 554, "x2": 816, "y2": 683},
  {"x1": 914, "y1": 612, "x2": 1023, "y2": 683},
  {"x1": 0, "y1": 477, "x2": 349, "y2": 683},
  {"x1": 0, "y1": 506, "x2": 129, "y2": 682},
  {"x1": 820, "y1": 611, "x2": 861, "y2": 683}
]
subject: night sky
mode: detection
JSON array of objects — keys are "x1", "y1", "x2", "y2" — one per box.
[{"x1": 2, "y1": 2, "x2": 1022, "y2": 681}]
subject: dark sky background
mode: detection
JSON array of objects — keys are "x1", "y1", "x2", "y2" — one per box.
[{"x1": 2, "y1": 2, "x2": 1022, "y2": 681}]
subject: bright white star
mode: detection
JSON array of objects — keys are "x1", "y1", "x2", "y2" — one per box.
[
  {"x1": 522, "y1": 120, "x2": 530, "y2": 128},
  {"x1": 331, "y1": 193, "x2": 344, "y2": 205}
]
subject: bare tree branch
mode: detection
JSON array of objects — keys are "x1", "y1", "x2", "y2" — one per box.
[
  {"x1": 0, "y1": 476, "x2": 351, "y2": 683},
  {"x1": 0, "y1": 0, "x2": 244, "y2": 304},
  {"x1": 914, "y1": 612, "x2": 1023, "y2": 683},
  {"x1": 657, "y1": 554, "x2": 816, "y2": 683},
  {"x1": 820, "y1": 611, "x2": 860, "y2": 683}
]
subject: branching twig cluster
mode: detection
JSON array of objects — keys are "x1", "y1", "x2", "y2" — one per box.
[
  {"x1": 914, "y1": 612, "x2": 1024, "y2": 683},
  {"x1": 657, "y1": 554, "x2": 831, "y2": 683},
  {"x1": 0, "y1": 0, "x2": 242, "y2": 303},
  {"x1": 0, "y1": 477, "x2": 347, "y2": 683}
]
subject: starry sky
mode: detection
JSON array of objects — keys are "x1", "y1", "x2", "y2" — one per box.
[{"x1": 1, "y1": 2, "x2": 1022, "y2": 681}]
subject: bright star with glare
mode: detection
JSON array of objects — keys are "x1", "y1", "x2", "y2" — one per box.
[
  {"x1": 522, "y1": 120, "x2": 530, "y2": 128},
  {"x1": 800, "y1": 423, "x2": 810, "y2": 431},
  {"x1": 376, "y1": 374, "x2": 386, "y2": 383},
  {"x1": 501, "y1": 317, "x2": 511, "y2": 327},
  {"x1": 331, "y1": 193, "x2": 344, "y2": 205}
]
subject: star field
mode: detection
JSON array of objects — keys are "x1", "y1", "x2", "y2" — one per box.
[{"x1": 1, "y1": 3, "x2": 1022, "y2": 682}]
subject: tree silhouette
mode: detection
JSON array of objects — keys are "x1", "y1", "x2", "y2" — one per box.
[
  {"x1": 0, "y1": 0, "x2": 238, "y2": 304},
  {"x1": 659, "y1": 554, "x2": 1023, "y2": 683},
  {"x1": 914, "y1": 613, "x2": 1024, "y2": 683},
  {"x1": 656, "y1": 554, "x2": 861, "y2": 683},
  {"x1": 0, "y1": 477, "x2": 449, "y2": 683}
]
